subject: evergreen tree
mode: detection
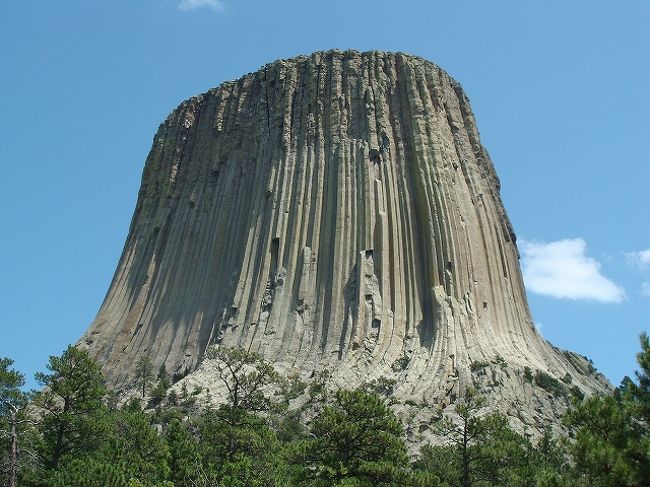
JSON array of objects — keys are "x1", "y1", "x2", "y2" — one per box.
[
  {"x1": 194, "y1": 404, "x2": 289, "y2": 485},
  {"x1": 15, "y1": 335, "x2": 650, "y2": 486},
  {"x1": 417, "y1": 390, "x2": 537, "y2": 487},
  {"x1": 0, "y1": 357, "x2": 32, "y2": 487},
  {"x1": 34, "y1": 345, "x2": 107, "y2": 469},
  {"x1": 49, "y1": 455, "x2": 173, "y2": 487},
  {"x1": 100, "y1": 407, "x2": 171, "y2": 483},
  {"x1": 49, "y1": 405, "x2": 171, "y2": 487},
  {"x1": 298, "y1": 388, "x2": 409, "y2": 486},
  {"x1": 149, "y1": 365, "x2": 171, "y2": 407},
  {"x1": 47, "y1": 456, "x2": 129, "y2": 487},
  {"x1": 565, "y1": 394, "x2": 633, "y2": 485},
  {"x1": 165, "y1": 418, "x2": 200, "y2": 485},
  {"x1": 135, "y1": 356, "x2": 154, "y2": 399},
  {"x1": 628, "y1": 332, "x2": 650, "y2": 424},
  {"x1": 206, "y1": 346, "x2": 282, "y2": 412},
  {"x1": 563, "y1": 333, "x2": 650, "y2": 487},
  {"x1": 534, "y1": 430, "x2": 572, "y2": 483}
]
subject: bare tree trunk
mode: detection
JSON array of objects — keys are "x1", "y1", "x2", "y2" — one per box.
[
  {"x1": 462, "y1": 415, "x2": 470, "y2": 487},
  {"x1": 8, "y1": 408, "x2": 17, "y2": 487},
  {"x1": 52, "y1": 420, "x2": 66, "y2": 469}
]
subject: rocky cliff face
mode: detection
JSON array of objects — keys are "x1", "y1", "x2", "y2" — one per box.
[{"x1": 82, "y1": 50, "x2": 608, "y2": 435}]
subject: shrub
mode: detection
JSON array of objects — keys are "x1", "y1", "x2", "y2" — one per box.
[
  {"x1": 391, "y1": 354, "x2": 410, "y2": 372},
  {"x1": 534, "y1": 371, "x2": 566, "y2": 397},
  {"x1": 493, "y1": 355, "x2": 508, "y2": 368},
  {"x1": 523, "y1": 367, "x2": 534, "y2": 383},
  {"x1": 470, "y1": 360, "x2": 490, "y2": 372}
]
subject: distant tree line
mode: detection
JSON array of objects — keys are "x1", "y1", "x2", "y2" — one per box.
[{"x1": 1, "y1": 335, "x2": 650, "y2": 486}]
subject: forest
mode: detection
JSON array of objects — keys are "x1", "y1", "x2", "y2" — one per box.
[{"x1": 1, "y1": 336, "x2": 649, "y2": 487}]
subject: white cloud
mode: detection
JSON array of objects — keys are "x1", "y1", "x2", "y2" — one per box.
[
  {"x1": 179, "y1": 0, "x2": 223, "y2": 12},
  {"x1": 520, "y1": 238, "x2": 625, "y2": 303},
  {"x1": 626, "y1": 248, "x2": 650, "y2": 297},
  {"x1": 642, "y1": 282, "x2": 650, "y2": 298},
  {"x1": 627, "y1": 248, "x2": 650, "y2": 269},
  {"x1": 640, "y1": 250, "x2": 650, "y2": 266}
]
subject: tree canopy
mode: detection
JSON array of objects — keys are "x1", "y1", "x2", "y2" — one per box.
[{"x1": 2, "y1": 339, "x2": 650, "y2": 487}]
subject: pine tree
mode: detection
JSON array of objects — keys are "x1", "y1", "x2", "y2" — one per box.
[
  {"x1": 97, "y1": 407, "x2": 171, "y2": 483},
  {"x1": 48, "y1": 405, "x2": 172, "y2": 487},
  {"x1": 165, "y1": 418, "x2": 200, "y2": 485},
  {"x1": 149, "y1": 365, "x2": 171, "y2": 407},
  {"x1": 418, "y1": 390, "x2": 536, "y2": 487},
  {"x1": 34, "y1": 345, "x2": 107, "y2": 469},
  {"x1": 0, "y1": 357, "x2": 32, "y2": 487},
  {"x1": 563, "y1": 333, "x2": 650, "y2": 486},
  {"x1": 206, "y1": 346, "x2": 281, "y2": 412},
  {"x1": 299, "y1": 388, "x2": 409, "y2": 485},
  {"x1": 135, "y1": 356, "x2": 154, "y2": 399}
]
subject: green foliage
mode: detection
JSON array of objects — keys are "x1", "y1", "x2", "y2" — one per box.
[
  {"x1": 523, "y1": 366, "x2": 534, "y2": 382},
  {"x1": 534, "y1": 370, "x2": 567, "y2": 397},
  {"x1": 360, "y1": 376, "x2": 397, "y2": 398},
  {"x1": 206, "y1": 346, "x2": 282, "y2": 412},
  {"x1": 34, "y1": 345, "x2": 107, "y2": 469},
  {"x1": 165, "y1": 418, "x2": 200, "y2": 485},
  {"x1": 1, "y1": 357, "x2": 33, "y2": 487},
  {"x1": 493, "y1": 355, "x2": 508, "y2": 367},
  {"x1": 391, "y1": 353, "x2": 410, "y2": 372},
  {"x1": 135, "y1": 356, "x2": 155, "y2": 399},
  {"x1": 536, "y1": 430, "x2": 571, "y2": 476},
  {"x1": 564, "y1": 394, "x2": 636, "y2": 486},
  {"x1": 0, "y1": 357, "x2": 28, "y2": 413},
  {"x1": 36, "y1": 381, "x2": 171, "y2": 487},
  {"x1": 95, "y1": 408, "x2": 171, "y2": 483},
  {"x1": 272, "y1": 408, "x2": 308, "y2": 443},
  {"x1": 278, "y1": 373, "x2": 307, "y2": 405},
  {"x1": 198, "y1": 405, "x2": 276, "y2": 460},
  {"x1": 148, "y1": 365, "x2": 171, "y2": 408},
  {"x1": 7, "y1": 338, "x2": 650, "y2": 487},
  {"x1": 560, "y1": 332, "x2": 650, "y2": 487},
  {"x1": 414, "y1": 445, "x2": 454, "y2": 485},
  {"x1": 196, "y1": 405, "x2": 289, "y2": 485},
  {"x1": 48, "y1": 454, "x2": 174, "y2": 487},
  {"x1": 296, "y1": 388, "x2": 409, "y2": 485},
  {"x1": 417, "y1": 390, "x2": 540, "y2": 487},
  {"x1": 47, "y1": 456, "x2": 130, "y2": 487},
  {"x1": 469, "y1": 360, "x2": 490, "y2": 372},
  {"x1": 570, "y1": 385, "x2": 585, "y2": 401},
  {"x1": 627, "y1": 332, "x2": 650, "y2": 425}
]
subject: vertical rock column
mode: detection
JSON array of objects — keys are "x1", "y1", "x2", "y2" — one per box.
[{"x1": 82, "y1": 51, "x2": 598, "y2": 399}]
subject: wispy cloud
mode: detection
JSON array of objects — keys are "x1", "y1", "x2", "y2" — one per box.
[
  {"x1": 627, "y1": 248, "x2": 650, "y2": 297},
  {"x1": 642, "y1": 282, "x2": 650, "y2": 298},
  {"x1": 627, "y1": 248, "x2": 650, "y2": 269},
  {"x1": 520, "y1": 238, "x2": 625, "y2": 303},
  {"x1": 179, "y1": 0, "x2": 223, "y2": 12}
]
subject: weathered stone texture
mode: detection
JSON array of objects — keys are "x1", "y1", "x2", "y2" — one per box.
[{"x1": 81, "y1": 50, "x2": 608, "y2": 419}]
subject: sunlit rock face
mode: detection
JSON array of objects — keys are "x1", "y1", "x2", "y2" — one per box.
[{"x1": 81, "y1": 50, "x2": 608, "y2": 421}]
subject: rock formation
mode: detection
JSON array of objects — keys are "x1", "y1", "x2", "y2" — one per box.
[{"x1": 81, "y1": 50, "x2": 608, "y2": 435}]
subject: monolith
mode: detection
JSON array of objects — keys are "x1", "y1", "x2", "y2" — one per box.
[{"x1": 81, "y1": 50, "x2": 607, "y2": 433}]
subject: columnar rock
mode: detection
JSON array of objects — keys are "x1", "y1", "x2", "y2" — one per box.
[{"x1": 82, "y1": 50, "x2": 607, "y2": 412}]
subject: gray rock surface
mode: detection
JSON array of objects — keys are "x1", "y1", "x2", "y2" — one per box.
[{"x1": 81, "y1": 50, "x2": 609, "y2": 436}]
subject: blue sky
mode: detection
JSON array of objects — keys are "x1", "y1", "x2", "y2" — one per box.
[{"x1": 1, "y1": 1, "x2": 648, "y2": 389}]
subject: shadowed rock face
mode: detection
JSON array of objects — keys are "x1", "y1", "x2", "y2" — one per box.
[{"x1": 81, "y1": 50, "x2": 607, "y2": 409}]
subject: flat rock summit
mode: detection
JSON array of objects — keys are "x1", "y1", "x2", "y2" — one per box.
[{"x1": 81, "y1": 50, "x2": 608, "y2": 438}]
